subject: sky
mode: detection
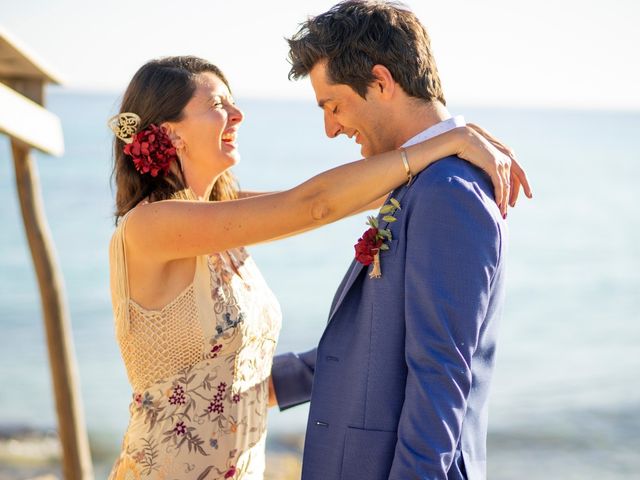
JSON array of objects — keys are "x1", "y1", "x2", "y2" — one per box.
[{"x1": 1, "y1": 0, "x2": 638, "y2": 110}]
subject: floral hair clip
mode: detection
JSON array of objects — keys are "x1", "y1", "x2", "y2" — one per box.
[
  {"x1": 108, "y1": 112, "x2": 141, "y2": 144},
  {"x1": 108, "y1": 112, "x2": 178, "y2": 177}
]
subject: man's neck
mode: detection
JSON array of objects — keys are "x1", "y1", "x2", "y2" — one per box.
[{"x1": 392, "y1": 101, "x2": 451, "y2": 148}]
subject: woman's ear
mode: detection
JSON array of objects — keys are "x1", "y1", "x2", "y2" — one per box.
[{"x1": 162, "y1": 122, "x2": 185, "y2": 149}]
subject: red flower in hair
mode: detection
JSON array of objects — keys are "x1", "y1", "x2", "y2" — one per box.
[{"x1": 123, "y1": 124, "x2": 177, "y2": 177}]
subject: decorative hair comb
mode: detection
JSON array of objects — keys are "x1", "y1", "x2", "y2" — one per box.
[{"x1": 108, "y1": 112, "x2": 141, "y2": 144}]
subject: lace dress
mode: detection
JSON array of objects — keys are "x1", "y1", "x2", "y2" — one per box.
[{"x1": 108, "y1": 196, "x2": 282, "y2": 480}]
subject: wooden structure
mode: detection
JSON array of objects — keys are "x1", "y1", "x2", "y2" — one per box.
[{"x1": 0, "y1": 28, "x2": 94, "y2": 479}]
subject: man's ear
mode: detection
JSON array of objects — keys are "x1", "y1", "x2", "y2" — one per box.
[
  {"x1": 161, "y1": 122, "x2": 185, "y2": 149},
  {"x1": 371, "y1": 64, "x2": 396, "y2": 100}
]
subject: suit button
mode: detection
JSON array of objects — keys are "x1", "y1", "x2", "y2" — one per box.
[
  {"x1": 315, "y1": 421, "x2": 329, "y2": 427},
  {"x1": 326, "y1": 356, "x2": 339, "y2": 362}
]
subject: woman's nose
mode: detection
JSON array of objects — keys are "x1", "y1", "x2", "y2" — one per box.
[{"x1": 228, "y1": 104, "x2": 244, "y2": 124}]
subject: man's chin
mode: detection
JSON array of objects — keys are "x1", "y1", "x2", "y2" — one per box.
[{"x1": 360, "y1": 142, "x2": 384, "y2": 158}]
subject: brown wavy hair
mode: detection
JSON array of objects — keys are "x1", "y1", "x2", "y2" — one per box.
[
  {"x1": 287, "y1": 0, "x2": 445, "y2": 104},
  {"x1": 111, "y1": 56, "x2": 238, "y2": 224}
]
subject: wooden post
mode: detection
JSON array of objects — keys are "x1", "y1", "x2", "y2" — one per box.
[{"x1": 11, "y1": 140, "x2": 94, "y2": 480}]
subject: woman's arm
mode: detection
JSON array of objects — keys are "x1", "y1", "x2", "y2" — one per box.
[
  {"x1": 237, "y1": 190, "x2": 277, "y2": 199},
  {"x1": 241, "y1": 192, "x2": 385, "y2": 213},
  {"x1": 126, "y1": 126, "x2": 510, "y2": 262},
  {"x1": 259, "y1": 196, "x2": 386, "y2": 244},
  {"x1": 239, "y1": 129, "x2": 531, "y2": 209},
  {"x1": 245, "y1": 193, "x2": 386, "y2": 245}
]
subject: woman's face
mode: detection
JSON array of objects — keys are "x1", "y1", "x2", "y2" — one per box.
[{"x1": 172, "y1": 72, "x2": 243, "y2": 179}]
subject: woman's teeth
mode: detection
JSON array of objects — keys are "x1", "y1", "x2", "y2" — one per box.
[{"x1": 221, "y1": 132, "x2": 236, "y2": 142}]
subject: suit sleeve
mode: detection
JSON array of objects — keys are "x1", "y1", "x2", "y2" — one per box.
[
  {"x1": 271, "y1": 348, "x2": 317, "y2": 410},
  {"x1": 388, "y1": 176, "x2": 501, "y2": 479}
]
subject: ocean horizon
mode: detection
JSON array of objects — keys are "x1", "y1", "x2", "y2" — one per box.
[{"x1": 0, "y1": 89, "x2": 638, "y2": 479}]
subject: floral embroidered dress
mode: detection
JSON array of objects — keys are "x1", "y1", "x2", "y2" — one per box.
[{"x1": 108, "y1": 192, "x2": 282, "y2": 480}]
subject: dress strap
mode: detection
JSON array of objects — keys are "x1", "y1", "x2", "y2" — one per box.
[{"x1": 110, "y1": 210, "x2": 135, "y2": 339}]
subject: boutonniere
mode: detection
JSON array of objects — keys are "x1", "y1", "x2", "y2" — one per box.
[{"x1": 354, "y1": 198, "x2": 401, "y2": 278}]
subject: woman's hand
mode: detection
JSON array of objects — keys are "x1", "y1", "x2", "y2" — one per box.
[
  {"x1": 467, "y1": 123, "x2": 533, "y2": 208},
  {"x1": 456, "y1": 125, "x2": 533, "y2": 217}
]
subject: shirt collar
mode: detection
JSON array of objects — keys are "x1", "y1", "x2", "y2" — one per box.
[{"x1": 401, "y1": 115, "x2": 466, "y2": 148}]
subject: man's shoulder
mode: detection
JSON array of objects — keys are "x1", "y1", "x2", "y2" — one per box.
[
  {"x1": 406, "y1": 156, "x2": 494, "y2": 204},
  {"x1": 413, "y1": 156, "x2": 490, "y2": 190},
  {"x1": 398, "y1": 157, "x2": 506, "y2": 260},
  {"x1": 404, "y1": 156, "x2": 503, "y2": 226}
]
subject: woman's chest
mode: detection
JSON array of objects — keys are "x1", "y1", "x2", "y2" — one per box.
[{"x1": 195, "y1": 249, "x2": 282, "y2": 389}]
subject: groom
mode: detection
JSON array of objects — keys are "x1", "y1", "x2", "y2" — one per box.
[{"x1": 271, "y1": 2, "x2": 507, "y2": 479}]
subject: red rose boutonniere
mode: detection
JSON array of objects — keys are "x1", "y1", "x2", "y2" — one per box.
[{"x1": 354, "y1": 198, "x2": 401, "y2": 278}]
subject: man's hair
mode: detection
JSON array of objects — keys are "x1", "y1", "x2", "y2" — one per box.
[{"x1": 287, "y1": 0, "x2": 446, "y2": 104}]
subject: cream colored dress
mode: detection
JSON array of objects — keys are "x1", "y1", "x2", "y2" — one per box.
[{"x1": 108, "y1": 194, "x2": 282, "y2": 480}]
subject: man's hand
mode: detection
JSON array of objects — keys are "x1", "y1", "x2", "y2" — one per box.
[{"x1": 268, "y1": 375, "x2": 278, "y2": 408}]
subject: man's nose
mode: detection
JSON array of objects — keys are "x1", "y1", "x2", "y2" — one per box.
[{"x1": 324, "y1": 110, "x2": 341, "y2": 138}]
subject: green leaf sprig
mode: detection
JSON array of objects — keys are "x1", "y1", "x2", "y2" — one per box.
[{"x1": 365, "y1": 197, "x2": 401, "y2": 251}]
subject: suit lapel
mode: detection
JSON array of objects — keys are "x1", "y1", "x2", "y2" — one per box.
[
  {"x1": 327, "y1": 259, "x2": 364, "y2": 322},
  {"x1": 327, "y1": 184, "x2": 411, "y2": 323}
]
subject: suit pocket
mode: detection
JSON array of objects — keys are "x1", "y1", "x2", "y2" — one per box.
[{"x1": 341, "y1": 427, "x2": 397, "y2": 480}]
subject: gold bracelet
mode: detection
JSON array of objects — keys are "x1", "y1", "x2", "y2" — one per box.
[{"x1": 400, "y1": 147, "x2": 413, "y2": 186}]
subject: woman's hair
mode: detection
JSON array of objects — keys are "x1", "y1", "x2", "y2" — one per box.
[{"x1": 112, "y1": 56, "x2": 238, "y2": 223}]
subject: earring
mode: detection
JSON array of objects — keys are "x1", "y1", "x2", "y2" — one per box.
[
  {"x1": 173, "y1": 137, "x2": 185, "y2": 150},
  {"x1": 162, "y1": 125, "x2": 183, "y2": 149}
]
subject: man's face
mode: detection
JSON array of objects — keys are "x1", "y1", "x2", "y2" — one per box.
[{"x1": 309, "y1": 61, "x2": 397, "y2": 157}]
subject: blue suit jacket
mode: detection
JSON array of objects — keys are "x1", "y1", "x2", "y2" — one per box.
[{"x1": 272, "y1": 157, "x2": 508, "y2": 480}]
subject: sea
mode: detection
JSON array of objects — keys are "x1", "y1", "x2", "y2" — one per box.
[{"x1": 0, "y1": 90, "x2": 638, "y2": 479}]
